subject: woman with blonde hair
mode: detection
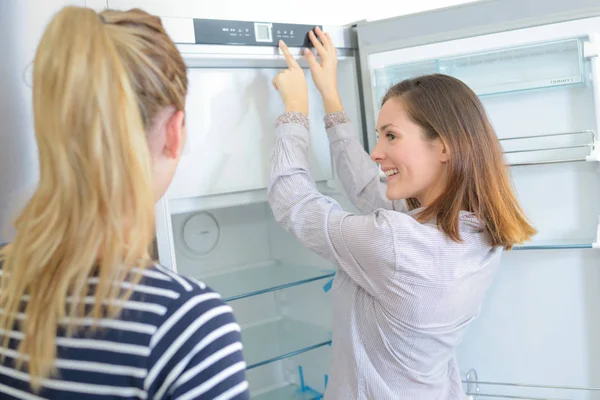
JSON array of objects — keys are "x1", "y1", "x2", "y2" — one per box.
[
  {"x1": 0, "y1": 6, "x2": 249, "y2": 400},
  {"x1": 269, "y1": 29, "x2": 536, "y2": 399}
]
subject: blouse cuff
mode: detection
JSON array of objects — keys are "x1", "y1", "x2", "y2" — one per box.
[
  {"x1": 275, "y1": 112, "x2": 309, "y2": 130},
  {"x1": 324, "y1": 111, "x2": 350, "y2": 129}
]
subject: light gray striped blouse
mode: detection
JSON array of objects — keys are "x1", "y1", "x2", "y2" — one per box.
[{"x1": 267, "y1": 111, "x2": 503, "y2": 400}]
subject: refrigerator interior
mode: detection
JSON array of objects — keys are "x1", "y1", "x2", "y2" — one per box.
[
  {"x1": 168, "y1": 195, "x2": 362, "y2": 398},
  {"x1": 365, "y1": 14, "x2": 600, "y2": 400},
  {"x1": 160, "y1": 42, "x2": 364, "y2": 398}
]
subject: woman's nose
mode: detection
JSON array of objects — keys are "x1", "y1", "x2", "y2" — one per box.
[{"x1": 370, "y1": 141, "x2": 385, "y2": 162}]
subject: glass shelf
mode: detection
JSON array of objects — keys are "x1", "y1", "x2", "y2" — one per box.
[
  {"x1": 242, "y1": 318, "x2": 332, "y2": 370},
  {"x1": 373, "y1": 37, "x2": 586, "y2": 106},
  {"x1": 199, "y1": 262, "x2": 335, "y2": 302},
  {"x1": 252, "y1": 384, "x2": 322, "y2": 400},
  {"x1": 513, "y1": 240, "x2": 596, "y2": 250}
]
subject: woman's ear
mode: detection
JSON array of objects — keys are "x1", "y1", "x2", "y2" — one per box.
[
  {"x1": 437, "y1": 138, "x2": 450, "y2": 163},
  {"x1": 164, "y1": 110, "x2": 185, "y2": 159}
]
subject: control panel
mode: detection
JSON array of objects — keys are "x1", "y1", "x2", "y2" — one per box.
[{"x1": 192, "y1": 19, "x2": 323, "y2": 47}]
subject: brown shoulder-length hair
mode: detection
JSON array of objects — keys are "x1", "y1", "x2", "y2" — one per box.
[{"x1": 381, "y1": 73, "x2": 536, "y2": 249}]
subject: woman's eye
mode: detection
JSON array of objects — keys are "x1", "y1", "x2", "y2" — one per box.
[{"x1": 386, "y1": 133, "x2": 396, "y2": 141}]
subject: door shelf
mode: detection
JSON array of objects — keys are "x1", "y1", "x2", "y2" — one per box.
[
  {"x1": 514, "y1": 218, "x2": 600, "y2": 250},
  {"x1": 242, "y1": 318, "x2": 332, "y2": 370},
  {"x1": 373, "y1": 37, "x2": 586, "y2": 105},
  {"x1": 499, "y1": 130, "x2": 599, "y2": 166},
  {"x1": 252, "y1": 384, "x2": 322, "y2": 400},
  {"x1": 513, "y1": 240, "x2": 599, "y2": 250},
  {"x1": 199, "y1": 262, "x2": 335, "y2": 302}
]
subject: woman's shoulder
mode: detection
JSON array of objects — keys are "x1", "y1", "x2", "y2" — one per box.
[
  {"x1": 135, "y1": 263, "x2": 229, "y2": 312},
  {"x1": 133, "y1": 264, "x2": 248, "y2": 399},
  {"x1": 134, "y1": 264, "x2": 240, "y2": 349},
  {"x1": 138, "y1": 263, "x2": 211, "y2": 294},
  {"x1": 376, "y1": 207, "x2": 496, "y2": 262},
  {"x1": 382, "y1": 208, "x2": 486, "y2": 236}
]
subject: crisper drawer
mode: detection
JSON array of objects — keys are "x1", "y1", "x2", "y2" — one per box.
[{"x1": 166, "y1": 66, "x2": 333, "y2": 200}]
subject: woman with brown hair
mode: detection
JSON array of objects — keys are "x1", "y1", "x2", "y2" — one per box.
[
  {"x1": 0, "y1": 6, "x2": 249, "y2": 400},
  {"x1": 268, "y1": 28, "x2": 535, "y2": 399}
]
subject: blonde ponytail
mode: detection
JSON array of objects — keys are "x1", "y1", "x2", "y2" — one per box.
[{"x1": 0, "y1": 6, "x2": 188, "y2": 390}]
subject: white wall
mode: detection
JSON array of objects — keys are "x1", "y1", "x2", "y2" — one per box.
[{"x1": 106, "y1": 0, "x2": 481, "y2": 26}]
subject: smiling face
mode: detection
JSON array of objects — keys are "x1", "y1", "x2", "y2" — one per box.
[
  {"x1": 367, "y1": 74, "x2": 536, "y2": 248},
  {"x1": 371, "y1": 97, "x2": 449, "y2": 206}
]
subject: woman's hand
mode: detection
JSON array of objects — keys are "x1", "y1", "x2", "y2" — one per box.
[
  {"x1": 272, "y1": 40, "x2": 309, "y2": 116},
  {"x1": 304, "y1": 27, "x2": 343, "y2": 113}
]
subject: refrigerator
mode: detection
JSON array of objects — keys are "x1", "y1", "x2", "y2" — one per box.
[{"x1": 1, "y1": 0, "x2": 600, "y2": 398}]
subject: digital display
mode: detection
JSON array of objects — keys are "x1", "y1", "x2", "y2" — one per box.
[{"x1": 254, "y1": 23, "x2": 273, "y2": 42}]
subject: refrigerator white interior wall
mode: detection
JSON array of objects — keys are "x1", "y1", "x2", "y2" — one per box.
[
  {"x1": 245, "y1": 361, "x2": 286, "y2": 397},
  {"x1": 168, "y1": 67, "x2": 333, "y2": 200},
  {"x1": 171, "y1": 203, "x2": 272, "y2": 276},
  {"x1": 456, "y1": 249, "x2": 600, "y2": 400},
  {"x1": 330, "y1": 53, "x2": 365, "y2": 135},
  {"x1": 364, "y1": 12, "x2": 600, "y2": 398},
  {"x1": 167, "y1": 48, "x2": 362, "y2": 202}
]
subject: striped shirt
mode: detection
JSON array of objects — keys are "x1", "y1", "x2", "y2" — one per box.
[
  {"x1": 267, "y1": 111, "x2": 503, "y2": 400},
  {"x1": 0, "y1": 263, "x2": 250, "y2": 400}
]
